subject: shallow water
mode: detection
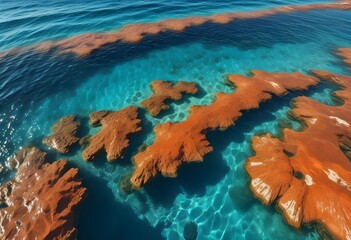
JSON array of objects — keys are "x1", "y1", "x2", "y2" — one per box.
[{"x1": 0, "y1": 1, "x2": 351, "y2": 240}]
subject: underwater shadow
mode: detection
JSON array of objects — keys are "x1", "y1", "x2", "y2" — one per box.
[
  {"x1": 120, "y1": 108, "x2": 155, "y2": 167},
  {"x1": 75, "y1": 166, "x2": 165, "y2": 240}
]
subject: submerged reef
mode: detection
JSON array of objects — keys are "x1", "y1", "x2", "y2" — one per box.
[
  {"x1": 82, "y1": 106, "x2": 142, "y2": 162},
  {"x1": 141, "y1": 80, "x2": 198, "y2": 116},
  {"x1": 42, "y1": 115, "x2": 80, "y2": 153},
  {"x1": 245, "y1": 71, "x2": 351, "y2": 240},
  {"x1": 0, "y1": 147, "x2": 86, "y2": 239},
  {"x1": 130, "y1": 70, "x2": 319, "y2": 188},
  {"x1": 0, "y1": 1, "x2": 350, "y2": 58}
]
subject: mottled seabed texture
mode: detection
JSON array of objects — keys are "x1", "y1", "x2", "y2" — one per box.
[{"x1": 0, "y1": 0, "x2": 351, "y2": 240}]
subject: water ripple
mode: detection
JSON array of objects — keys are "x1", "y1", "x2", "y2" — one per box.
[{"x1": 0, "y1": 0, "x2": 332, "y2": 51}]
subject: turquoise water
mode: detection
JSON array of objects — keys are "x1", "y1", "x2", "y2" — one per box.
[{"x1": 1, "y1": 1, "x2": 351, "y2": 240}]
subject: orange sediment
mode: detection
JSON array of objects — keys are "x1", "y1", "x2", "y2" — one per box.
[
  {"x1": 338, "y1": 47, "x2": 351, "y2": 67},
  {"x1": 0, "y1": 1, "x2": 350, "y2": 58}
]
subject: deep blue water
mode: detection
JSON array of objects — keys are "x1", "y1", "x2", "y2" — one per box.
[
  {"x1": 0, "y1": 0, "x2": 332, "y2": 50},
  {"x1": 0, "y1": 1, "x2": 351, "y2": 240}
]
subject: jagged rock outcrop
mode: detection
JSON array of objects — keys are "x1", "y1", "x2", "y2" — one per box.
[
  {"x1": 245, "y1": 70, "x2": 351, "y2": 240},
  {"x1": 141, "y1": 80, "x2": 198, "y2": 116},
  {"x1": 89, "y1": 110, "x2": 111, "y2": 126},
  {"x1": 6, "y1": 146, "x2": 46, "y2": 171},
  {"x1": 130, "y1": 70, "x2": 319, "y2": 188},
  {"x1": 82, "y1": 106, "x2": 142, "y2": 162},
  {"x1": 42, "y1": 115, "x2": 80, "y2": 153},
  {"x1": 0, "y1": 147, "x2": 86, "y2": 240}
]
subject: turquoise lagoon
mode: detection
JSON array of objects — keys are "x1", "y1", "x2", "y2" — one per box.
[{"x1": 0, "y1": 1, "x2": 351, "y2": 239}]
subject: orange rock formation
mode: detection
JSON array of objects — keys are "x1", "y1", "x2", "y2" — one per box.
[
  {"x1": 0, "y1": 2, "x2": 350, "y2": 58},
  {"x1": 89, "y1": 110, "x2": 111, "y2": 126},
  {"x1": 141, "y1": 81, "x2": 198, "y2": 116},
  {"x1": 5, "y1": 146, "x2": 46, "y2": 171},
  {"x1": 130, "y1": 70, "x2": 319, "y2": 188},
  {"x1": 245, "y1": 70, "x2": 351, "y2": 240},
  {"x1": 338, "y1": 48, "x2": 351, "y2": 67},
  {"x1": 42, "y1": 115, "x2": 80, "y2": 153},
  {"x1": 82, "y1": 106, "x2": 142, "y2": 162},
  {"x1": 0, "y1": 147, "x2": 86, "y2": 239}
]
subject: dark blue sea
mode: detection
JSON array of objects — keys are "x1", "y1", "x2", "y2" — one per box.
[{"x1": 0, "y1": 0, "x2": 351, "y2": 239}]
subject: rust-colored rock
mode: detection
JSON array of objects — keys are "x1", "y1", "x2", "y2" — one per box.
[
  {"x1": 141, "y1": 80, "x2": 198, "y2": 116},
  {"x1": 338, "y1": 48, "x2": 351, "y2": 67},
  {"x1": 130, "y1": 71, "x2": 319, "y2": 188},
  {"x1": 6, "y1": 146, "x2": 46, "y2": 171},
  {"x1": 0, "y1": 180, "x2": 14, "y2": 206},
  {"x1": 0, "y1": 147, "x2": 86, "y2": 240},
  {"x1": 0, "y1": 2, "x2": 350, "y2": 58},
  {"x1": 89, "y1": 110, "x2": 111, "y2": 126},
  {"x1": 245, "y1": 71, "x2": 351, "y2": 240},
  {"x1": 42, "y1": 115, "x2": 80, "y2": 153},
  {"x1": 82, "y1": 106, "x2": 142, "y2": 162}
]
